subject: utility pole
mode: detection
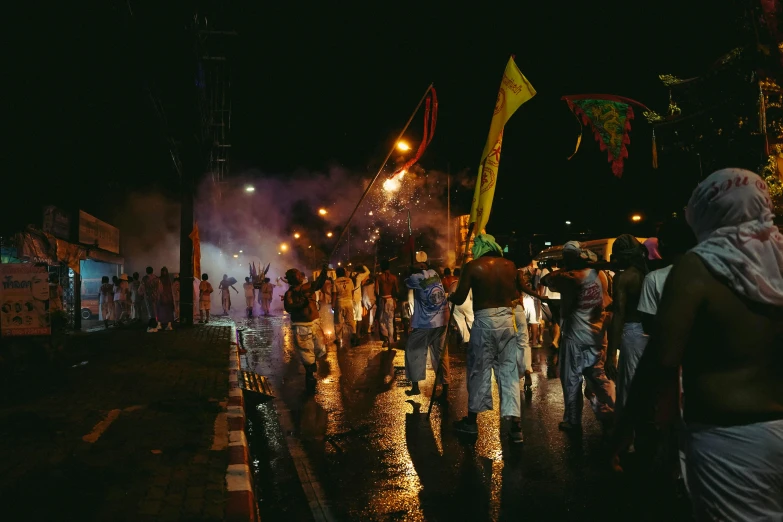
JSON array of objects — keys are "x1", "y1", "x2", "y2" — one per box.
[
  {"x1": 70, "y1": 207, "x2": 81, "y2": 331},
  {"x1": 179, "y1": 143, "x2": 195, "y2": 326}
]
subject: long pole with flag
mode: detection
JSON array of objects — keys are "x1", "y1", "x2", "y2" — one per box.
[
  {"x1": 329, "y1": 84, "x2": 436, "y2": 261},
  {"x1": 465, "y1": 56, "x2": 537, "y2": 257}
]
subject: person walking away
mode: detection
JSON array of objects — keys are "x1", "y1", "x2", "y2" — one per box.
[
  {"x1": 218, "y1": 274, "x2": 238, "y2": 315},
  {"x1": 172, "y1": 275, "x2": 181, "y2": 321},
  {"x1": 605, "y1": 235, "x2": 649, "y2": 415},
  {"x1": 449, "y1": 234, "x2": 524, "y2": 442},
  {"x1": 259, "y1": 278, "x2": 275, "y2": 316},
  {"x1": 513, "y1": 293, "x2": 533, "y2": 393},
  {"x1": 198, "y1": 273, "x2": 213, "y2": 323},
  {"x1": 520, "y1": 260, "x2": 542, "y2": 346},
  {"x1": 403, "y1": 261, "x2": 449, "y2": 400},
  {"x1": 130, "y1": 272, "x2": 143, "y2": 322},
  {"x1": 540, "y1": 241, "x2": 615, "y2": 432},
  {"x1": 112, "y1": 276, "x2": 123, "y2": 325},
  {"x1": 539, "y1": 261, "x2": 562, "y2": 351},
  {"x1": 351, "y1": 265, "x2": 370, "y2": 327},
  {"x1": 142, "y1": 267, "x2": 159, "y2": 325},
  {"x1": 362, "y1": 276, "x2": 376, "y2": 336},
  {"x1": 320, "y1": 271, "x2": 334, "y2": 328},
  {"x1": 116, "y1": 274, "x2": 130, "y2": 324},
  {"x1": 375, "y1": 259, "x2": 399, "y2": 348},
  {"x1": 627, "y1": 218, "x2": 696, "y2": 483},
  {"x1": 154, "y1": 267, "x2": 174, "y2": 331},
  {"x1": 611, "y1": 169, "x2": 783, "y2": 521},
  {"x1": 332, "y1": 267, "x2": 357, "y2": 347},
  {"x1": 283, "y1": 265, "x2": 330, "y2": 393},
  {"x1": 99, "y1": 276, "x2": 114, "y2": 329},
  {"x1": 243, "y1": 277, "x2": 255, "y2": 318}
]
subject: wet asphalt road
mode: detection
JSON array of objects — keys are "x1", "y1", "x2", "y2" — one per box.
[{"x1": 236, "y1": 312, "x2": 692, "y2": 522}]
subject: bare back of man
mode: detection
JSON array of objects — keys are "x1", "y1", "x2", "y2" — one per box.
[
  {"x1": 451, "y1": 256, "x2": 518, "y2": 310},
  {"x1": 658, "y1": 253, "x2": 783, "y2": 424},
  {"x1": 376, "y1": 272, "x2": 399, "y2": 296}
]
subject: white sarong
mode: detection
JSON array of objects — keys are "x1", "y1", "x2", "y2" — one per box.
[
  {"x1": 404, "y1": 326, "x2": 447, "y2": 385},
  {"x1": 685, "y1": 419, "x2": 783, "y2": 521},
  {"x1": 514, "y1": 304, "x2": 532, "y2": 376}
]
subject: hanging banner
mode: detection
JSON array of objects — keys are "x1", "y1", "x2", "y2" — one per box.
[
  {"x1": 42, "y1": 206, "x2": 71, "y2": 240},
  {"x1": 562, "y1": 94, "x2": 652, "y2": 178},
  {"x1": 1, "y1": 264, "x2": 51, "y2": 337}
]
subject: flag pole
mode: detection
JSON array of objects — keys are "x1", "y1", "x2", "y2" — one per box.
[{"x1": 328, "y1": 83, "x2": 434, "y2": 260}]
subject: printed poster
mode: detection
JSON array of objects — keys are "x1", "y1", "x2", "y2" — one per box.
[{"x1": 0, "y1": 264, "x2": 51, "y2": 336}]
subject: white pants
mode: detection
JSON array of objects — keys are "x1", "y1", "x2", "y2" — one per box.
[
  {"x1": 353, "y1": 300, "x2": 363, "y2": 323},
  {"x1": 334, "y1": 299, "x2": 355, "y2": 341},
  {"x1": 467, "y1": 308, "x2": 519, "y2": 418},
  {"x1": 514, "y1": 304, "x2": 532, "y2": 377},
  {"x1": 378, "y1": 297, "x2": 395, "y2": 340},
  {"x1": 291, "y1": 320, "x2": 327, "y2": 366},
  {"x1": 559, "y1": 338, "x2": 615, "y2": 425},
  {"x1": 452, "y1": 290, "x2": 474, "y2": 343},
  {"x1": 405, "y1": 326, "x2": 448, "y2": 384},
  {"x1": 686, "y1": 420, "x2": 783, "y2": 521},
  {"x1": 616, "y1": 322, "x2": 649, "y2": 413}
]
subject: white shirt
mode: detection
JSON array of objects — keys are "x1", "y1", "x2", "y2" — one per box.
[
  {"x1": 540, "y1": 268, "x2": 561, "y2": 300},
  {"x1": 637, "y1": 265, "x2": 673, "y2": 316}
]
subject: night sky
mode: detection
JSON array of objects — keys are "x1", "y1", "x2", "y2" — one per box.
[{"x1": 6, "y1": 0, "x2": 754, "y2": 240}]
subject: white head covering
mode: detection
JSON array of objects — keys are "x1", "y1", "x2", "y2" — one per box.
[
  {"x1": 563, "y1": 240, "x2": 598, "y2": 263},
  {"x1": 687, "y1": 168, "x2": 783, "y2": 306}
]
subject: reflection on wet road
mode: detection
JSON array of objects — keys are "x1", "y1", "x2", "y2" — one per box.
[{"x1": 238, "y1": 314, "x2": 691, "y2": 522}]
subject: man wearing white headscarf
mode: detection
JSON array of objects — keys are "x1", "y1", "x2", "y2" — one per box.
[
  {"x1": 450, "y1": 233, "x2": 524, "y2": 443},
  {"x1": 611, "y1": 169, "x2": 783, "y2": 521},
  {"x1": 541, "y1": 240, "x2": 615, "y2": 431}
]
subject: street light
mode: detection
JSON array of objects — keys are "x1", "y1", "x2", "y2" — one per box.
[
  {"x1": 245, "y1": 185, "x2": 255, "y2": 193},
  {"x1": 294, "y1": 233, "x2": 300, "y2": 239},
  {"x1": 565, "y1": 221, "x2": 572, "y2": 225},
  {"x1": 280, "y1": 243, "x2": 288, "y2": 252},
  {"x1": 631, "y1": 214, "x2": 643, "y2": 222},
  {"x1": 239, "y1": 250, "x2": 243, "y2": 253},
  {"x1": 397, "y1": 141, "x2": 411, "y2": 151},
  {"x1": 233, "y1": 254, "x2": 239, "y2": 258},
  {"x1": 318, "y1": 208, "x2": 327, "y2": 216},
  {"x1": 326, "y1": 232, "x2": 333, "y2": 238}
]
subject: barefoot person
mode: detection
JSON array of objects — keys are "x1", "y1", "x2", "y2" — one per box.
[
  {"x1": 375, "y1": 259, "x2": 399, "y2": 348},
  {"x1": 614, "y1": 169, "x2": 783, "y2": 521},
  {"x1": 283, "y1": 265, "x2": 330, "y2": 392},
  {"x1": 403, "y1": 260, "x2": 449, "y2": 399},
  {"x1": 450, "y1": 233, "x2": 524, "y2": 443},
  {"x1": 540, "y1": 241, "x2": 615, "y2": 431}
]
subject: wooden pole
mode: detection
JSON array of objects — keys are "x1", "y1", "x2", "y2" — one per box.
[{"x1": 328, "y1": 83, "x2": 434, "y2": 260}]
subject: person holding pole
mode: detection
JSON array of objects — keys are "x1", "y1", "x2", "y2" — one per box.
[{"x1": 449, "y1": 233, "x2": 524, "y2": 443}]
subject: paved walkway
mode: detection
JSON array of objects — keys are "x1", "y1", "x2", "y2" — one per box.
[{"x1": 0, "y1": 321, "x2": 234, "y2": 521}]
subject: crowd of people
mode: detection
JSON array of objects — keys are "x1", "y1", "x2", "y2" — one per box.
[
  {"x1": 279, "y1": 168, "x2": 782, "y2": 520},
  {"x1": 97, "y1": 266, "x2": 179, "y2": 332}
]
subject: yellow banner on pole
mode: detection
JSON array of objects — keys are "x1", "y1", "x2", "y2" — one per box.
[{"x1": 469, "y1": 57, "x2": 536, "y2": 234}]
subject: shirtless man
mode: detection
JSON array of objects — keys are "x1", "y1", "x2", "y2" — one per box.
[
  {"x1": 541, "y1": 241, "x2": 615, "y2": 431},
  {"x1": 450, "y1": 233, "x2": 524, "y2": 443},
  {"x1": 605, "y1": 234, "x2": 648, "y2": 413},
  {"x1": 283, "y1": 265, "x2": 329, "y2": 392},
  {"x1": 613, "y1": 169, "x2": 783, "y2": 520},
  {"x1": 375, "y1": 259, "x2": 399, "y2": 348}
]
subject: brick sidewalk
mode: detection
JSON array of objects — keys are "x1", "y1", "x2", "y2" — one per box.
[{"x1": 0, "y1": 321, "x2": 234, "y2": 521}]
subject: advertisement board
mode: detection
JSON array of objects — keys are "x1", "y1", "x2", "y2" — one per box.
[
  {"x1": 42, "y1": 206, "x2": 71, "y2": 240},
  {"x1": 79, "y1": 211, "x2": 120, "y2": 254},
  {"x1": 0, "y1": 264, "x2": 51, "y2": 337}
]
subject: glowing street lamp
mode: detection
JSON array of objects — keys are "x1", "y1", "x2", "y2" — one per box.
[
  {"x1": 397, "y1": 141, "x2": 411, "y2": 151},
  {"x1": 245, "y1": 185, "x2": 255, "y2": 193},
  {"x1": 565, "y1": 221, "x2": 572, "y2": 225},
  {"x1": 233, "y1": 254, "x2": 239, "y2": 258},
  {"x1": 318, "y1": 208, "x2": 328, "y2": 216},
  {"x1": 280, "y1": 243, "x2": 288, "y2": 252},
  {"x1": 631, "y1": 214, "x2": 643, "y2": 222},
  {"x1": 239, "y1": 250, "x2": 243, "y2": 253},
  {"x1": 294, "y1": 233, "x2": 301, "y2": 239},
  {"x1": 326, "y1": 232, "x2": 333, "y2": 238}
]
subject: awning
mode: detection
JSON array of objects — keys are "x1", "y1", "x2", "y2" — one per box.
[{"x1": 15, "y1": 227, "x2": 123, "y2": 271}]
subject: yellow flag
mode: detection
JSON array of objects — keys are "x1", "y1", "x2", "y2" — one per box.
[{"x1": 469, "y1": 57, "x2": 536, "y2": 234}]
